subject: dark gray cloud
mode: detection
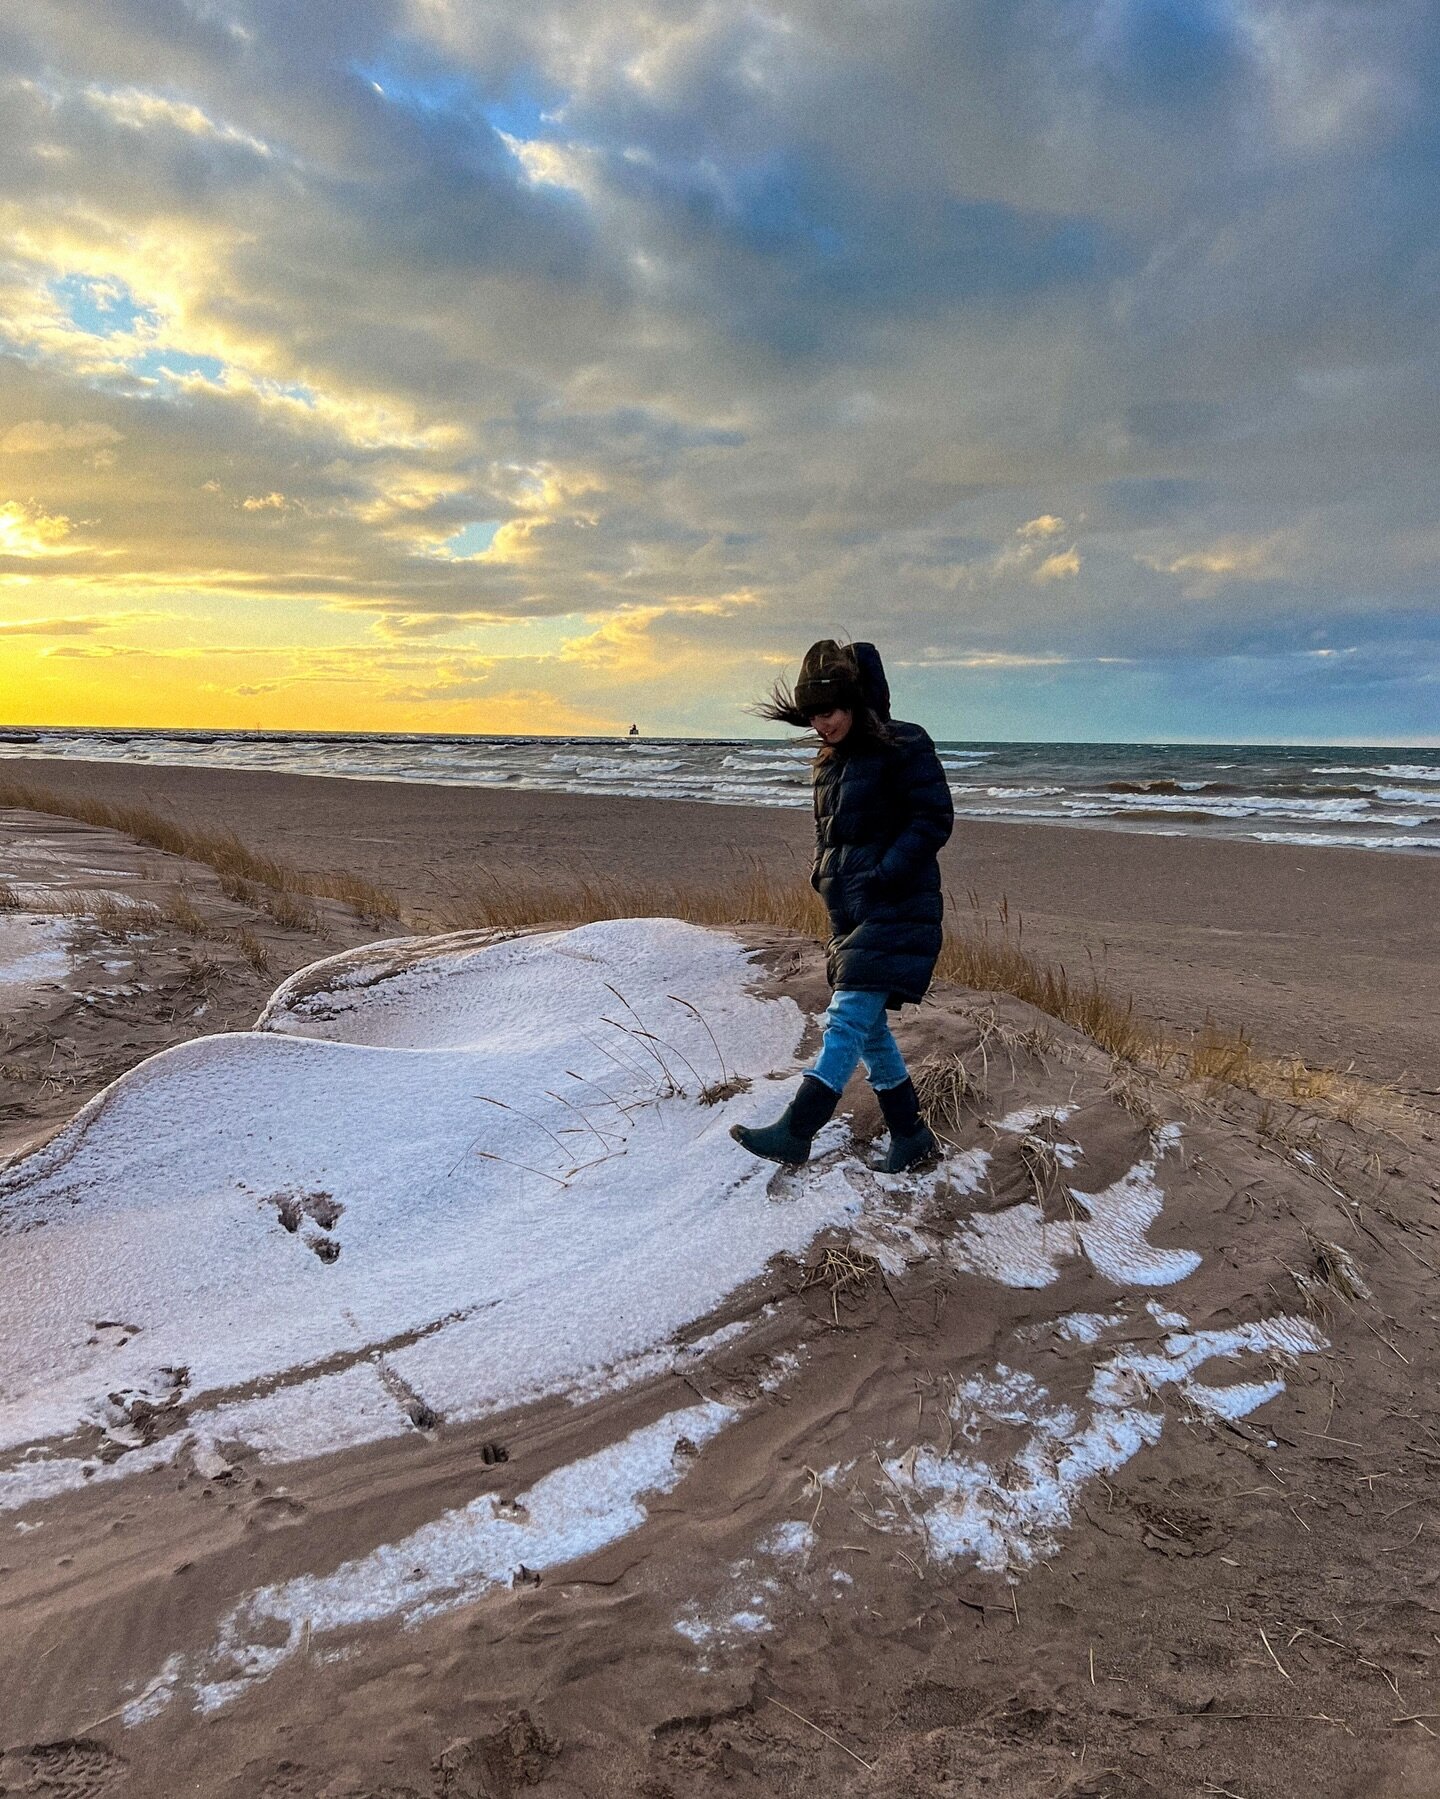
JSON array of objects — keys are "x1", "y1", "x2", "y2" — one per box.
[{"x1": 0, "y1": 0, "x2": 1435, "y2": 737}]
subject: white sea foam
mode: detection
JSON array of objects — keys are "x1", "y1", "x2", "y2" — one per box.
[
  {"x1": 958, "y1": 804, "x2": 1076, "y2": 822},
  {"x1": 721, "y1": 749, "x2": 813, "y2": 769},
  {"x1": 1252, "y1": 832, "x2": 1440, "y2": 852},
  {"x1": 1314, "y1": 764, "x2": 1440, "y2": 782},
  {"x1": 4, "y1": 734, "x2": 1437, "y2": 849},
  {"x1": 1064, "y1": 792, "x2": 1393, "y2": 821}
]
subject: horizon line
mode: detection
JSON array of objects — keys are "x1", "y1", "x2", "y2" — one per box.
[{"x1": 2, "y1": 724, "x2": 1439, "y2": 752}]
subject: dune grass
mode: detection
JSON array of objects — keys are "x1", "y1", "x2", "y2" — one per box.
[
  {"x1": 434, "y1": 863, "x2": 828, "y2": 937},
  {"x1": 43, "y1": 886, "x2": 273, "y2": 973},
  {"x1": 436, "y1": 867, "x2": 1402, "y2": 1128},
  {"x1": 0, "y1": 776, "x2": 1396, "y2": 1126},
  {"x1": 0, "y1": 777, "x2": 403, "y2": 928},
  {"x1": 1185, "y1": 1024, "x2": 1389, "y2": 1130},
  {"x1": 913, "y1": 1053, "x2": 982, "y2": 1144},
  {"x1": 935, "y1": 904, "x2": 1152, "y2": 1064}
]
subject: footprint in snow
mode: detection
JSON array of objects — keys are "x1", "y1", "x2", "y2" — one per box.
[{"x1": 262, "y1": 1189, "x2": 344, "y2": 1262}]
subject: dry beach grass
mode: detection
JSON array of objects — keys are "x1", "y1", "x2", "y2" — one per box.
[
  {"x1": 0, "y1": 774, "x2": 403, "y2": 928},
  {"x1": 0, "y1": 773, "x2": 1409, "y2": 1137}
]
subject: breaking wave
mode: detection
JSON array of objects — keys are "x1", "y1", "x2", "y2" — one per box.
[{"x1": 1, "y1": 731, "x2": 1436, "y2": 854}]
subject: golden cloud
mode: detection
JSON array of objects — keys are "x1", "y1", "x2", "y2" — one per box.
[
  {"x1": 500, "y1": 134, "x2": 594, "y2": 195},
  {"x1": 0, "y1": 612, "x2": 119, "y2": 635},
  {"x1": 558, "y1": 605, "x2": 668, "y2": 671},
  {"x1": 1154, "y1": 537, "x2": 1285, "y2": 579},
  {"x1": 0, "y1": 500, "x2": 78, "y2": 556},
  {"x1": 908, "y1": 650, "x2": 1072, "y2": 669},
  {"x1": 1137, "y1": 533, "x2": 1295, "y2": 595},
  {"x1": 41, "y1": 643, "x2": 148, "y2": 658},
  {"x1": 1017, "y1": 514, "x2": 1065, "y2": 539},
  {"x1": 78, "y1": 84, "x2": 273, "y2": 158},
  {"x1": 1033, "y1": 545, "x2": 1081, "y2": 582},
  {"x1": 1, "y1": 420, "x2": 124, "y2": 455},
  {"x1": 371, "y1": 613, "x2": 504, "y2": 641}
]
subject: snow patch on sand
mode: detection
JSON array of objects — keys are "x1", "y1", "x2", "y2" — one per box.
[
  {"x1": 1031, "y1": 1310, "x2": 1127, "y2": 1345},
  {"x1": 882, "y1": 1312, "x2": 1325, "y2": 1575},
  {"x1": 852, "y1": 1144, "x2": 992, "y2": 1272},
  {"x1": 950, "y1": 1123, "x2": 1199, "y2": 1290},
  {"x1": 991, "y1": 1104, "x2": 1074, "y2": 1134},
  {"x1": 136, "y1": 1400, "x2": 734, "y2": 1718},
  {"x1": 674, "y1": 1518, "x2": 817, "y2": 1662},
  {"x1": 0, "y1": 914, "x2": 73, "y2": 993},
  {"x1": 567, "y1": 1317, "x2": 759, "y2": 1404}
]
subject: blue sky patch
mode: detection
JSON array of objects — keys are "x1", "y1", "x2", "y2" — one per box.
[
  {"x1": 257, "y1": 378, "x2": 319, "y2": 409},
  {"x1": 51, "y1": 274, "x2": 154, "y2": 338},
  {"x1": 131, "y1": 348, "x2": 226, "y2": 383},
  {"x1": 1087, "y1": 0, "x2": 1244, "y2": 102},
  {"x1": 356, "y1": 55, "x2": 562, "y2": 142},
  {"x1": 482, "y1": 79, "x2": 559, "y2": 141},
  {"x1": 444, "y1": 521, "x2": 501, "y2": 557}
]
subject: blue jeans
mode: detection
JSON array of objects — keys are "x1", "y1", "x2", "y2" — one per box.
[{"x1": 809, "y1": 988, "x2": 910, "y2": 1095}]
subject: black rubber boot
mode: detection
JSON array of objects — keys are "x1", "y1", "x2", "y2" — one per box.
[
  {"x1": 876, "y1": 1077, "x2": 940, "y2": 1173},
  {"x1": 730, "y1": 1075, "x2": 840, "y2": 1165}
]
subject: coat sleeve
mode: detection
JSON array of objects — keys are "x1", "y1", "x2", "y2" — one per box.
[{"x1": 873, "y1": 730, "x2": 954, "y2": 891}]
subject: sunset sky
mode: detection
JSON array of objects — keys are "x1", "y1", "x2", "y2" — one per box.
[{"x1": 1, "y1": 0, "x2": 1436, "y2": 742}]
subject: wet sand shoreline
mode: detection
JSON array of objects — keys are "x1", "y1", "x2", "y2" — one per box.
[{"x1": 6, "y1": 754, "x2": 1438, "y2": 1087}]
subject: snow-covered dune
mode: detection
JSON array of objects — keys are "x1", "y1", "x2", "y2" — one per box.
[
  {"x1": 1, "y1": 915, "x2": 1346, "y2": 1759},
  {"x1": 0, "y1": 919, "x2": 872, "y2": 1506}
]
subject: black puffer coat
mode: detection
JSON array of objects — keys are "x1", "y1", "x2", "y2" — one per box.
[{"x1": 810, "y1": 644, "x2": 954, "y2": 1005}]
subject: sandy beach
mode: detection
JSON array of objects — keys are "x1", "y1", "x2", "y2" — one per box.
[
  {"x1": 7, "y1": 0, "x2": 1437, "y2": 1787},
  {"x1": 9, "y1": 754, "x2": 1440, "y2": 1089},
  {"x1": 2, "y1": 766, "x2": 1439, "y2": 1799}
]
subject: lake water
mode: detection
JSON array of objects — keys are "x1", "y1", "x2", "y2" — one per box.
[{"x1": 3, "y1": 729, "x2": 1438, "y2": 854}]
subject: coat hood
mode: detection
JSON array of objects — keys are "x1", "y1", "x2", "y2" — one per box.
[
  {"x1": 757, "y1": 638, "x2": 893, "y2": 731},
  {"x1": 853, "y1": 641, "x2": 891, "y2": 722}
]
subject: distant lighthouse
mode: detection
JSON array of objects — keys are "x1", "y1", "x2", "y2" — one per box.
[{"x1": 628, "y1": 723, "x2": 639, "y2": 736}]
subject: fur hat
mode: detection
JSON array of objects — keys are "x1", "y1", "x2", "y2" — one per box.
[{"x1": 793, "y1": 639, "x2": 862, "y2": 716}]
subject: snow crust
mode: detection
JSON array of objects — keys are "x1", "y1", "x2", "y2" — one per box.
[
  {"x1": 0, "y1": 920, "x2": 877, "y2": 1506},
  {"x1": 674, "y1": 1517, "x2": 816, "y2": 1660},
  {"x1": 0, "y1": 911, "x2": 1338, "y2": 1698},
  {"x1": 883, "y1": 1311, "x2": 1326, "y2": 1575},
  {"x1": 951, "y1": 1122, "x2": 1201, "y2": 1290},
  {"x1": 991, "y1": 1104, "x2": 1074, "y2": 1134},
  {"x1": 134, "y1": 1399, "x2": 734, "y2": 1720},
  {"x1": 1045, "y1": 1311, "x2": 1126, "y2": 1345},
  {"x1": 0, "y1": 913, "x2": 73, "y2": 993}
]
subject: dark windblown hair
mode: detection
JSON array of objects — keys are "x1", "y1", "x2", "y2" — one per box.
[{"x1": 753, "y1": 638, "x2": 893, "y2": 755}]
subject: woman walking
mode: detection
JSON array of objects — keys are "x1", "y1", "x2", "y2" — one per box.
[{"x1": 732, "y1": 639, "x2": 954, "y2": 1172}]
